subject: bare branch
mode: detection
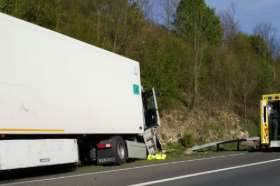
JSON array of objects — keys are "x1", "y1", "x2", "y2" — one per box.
[
  {"x1": 254, "y1": 22, "x2": 279, "y2": 58},
  {"x1": 160, "y1": 0, "x2": 180, "y2": 30},
  {"x1": 220, "y1": 2, "x2": 239, "y2": 39}
]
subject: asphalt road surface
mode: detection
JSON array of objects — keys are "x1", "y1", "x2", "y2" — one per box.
[{"x1": 1, "y1": 152, "x2": 280, "y2": 186}]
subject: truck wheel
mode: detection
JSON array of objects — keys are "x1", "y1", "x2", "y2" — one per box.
[{"x1": 112, "y1": 136, "x2": 127, "y2": 165}]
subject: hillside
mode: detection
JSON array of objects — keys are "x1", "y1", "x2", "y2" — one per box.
[
  {"x1": 1, "y1": 0, "x2": 280, "y2": 146},
  {"x1": 160, "y1": 104, "x2": 250, "y2": 147}
]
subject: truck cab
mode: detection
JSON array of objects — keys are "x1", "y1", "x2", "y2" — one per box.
[{"x1": 260, "y1": 93, "x2": 280, "y2": 147}]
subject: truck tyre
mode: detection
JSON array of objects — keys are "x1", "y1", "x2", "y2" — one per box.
[{"x1": 111, "y1": 136, "x2": 127, "y2": 165}]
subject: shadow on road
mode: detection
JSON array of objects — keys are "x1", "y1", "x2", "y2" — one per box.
[{"x1": 0, "y1": 164, "x2": 76, "y2": 182}]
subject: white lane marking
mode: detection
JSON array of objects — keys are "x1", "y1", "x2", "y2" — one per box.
[
  {"x1": 130, "y1": 158, "x2": 280, "y2": 186},
  {"x1": 0, "y1": 153, "x2": 245, "y2": 186}
]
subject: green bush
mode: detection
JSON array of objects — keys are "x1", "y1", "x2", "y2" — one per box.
[{"x1": 179, "y1": 133, "x2": 193, "y2": 148}]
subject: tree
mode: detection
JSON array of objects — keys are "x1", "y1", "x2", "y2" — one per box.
[
  {"x1": 129, "y1": 0, "x2": 154, "y2": 20},
  {"x1": 175, "y1": 0, "x2": 222, "y2": 109},
  {"x1": 250, "y1": 35, "x2": 270, "y2": 60},
  {"x1": 253, "y1": 23, "x2": 279, "y2": 59},
  {"x1": 220, "y1": 3, "x2": 239, "y2": 40},
  {"x1": 0, "y1": 0, "x2": 12, "y2": 13},
  {"x1": 160, "y1": 0, "x2": 180, "y2": 30}
]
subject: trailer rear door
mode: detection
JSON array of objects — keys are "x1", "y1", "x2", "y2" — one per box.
[{"x1": 142, "y1": 88, "x2": 160, "y2": 129}]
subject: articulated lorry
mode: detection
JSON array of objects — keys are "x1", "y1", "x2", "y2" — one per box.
[{"x1": 0, "y1": 13, "x2": 161, "y2": 171}]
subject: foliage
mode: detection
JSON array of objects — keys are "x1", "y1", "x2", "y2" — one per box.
[
  {"x1": 0, "y1": 0, "x2": 279, "y2": 126},
  {"x1": 174, "y1": 0, "x2": 222, "y2": 109},
  {"x1": 179, "y1": 133, "x2": 193, "y2": 148},
  {"x1": 175, "y1": 0, "x2": 222, "y2": 45}
]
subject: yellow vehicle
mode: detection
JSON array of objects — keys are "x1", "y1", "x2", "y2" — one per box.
[{"x1": 260, "y1": 93, "x2": 280, "y2": 148}]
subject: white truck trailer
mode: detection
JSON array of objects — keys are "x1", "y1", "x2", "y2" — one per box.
[{"x1": 0, "y1": 13, "x2": 161, "y2": 170}]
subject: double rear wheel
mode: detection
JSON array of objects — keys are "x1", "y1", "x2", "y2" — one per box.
[{"x1": 111, "y1": 136, "x2": 128, "y2": 165}]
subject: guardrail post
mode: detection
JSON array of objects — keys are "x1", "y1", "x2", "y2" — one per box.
[{"x1": 237, "y1": 140, "x2": 240, "y2": 151}]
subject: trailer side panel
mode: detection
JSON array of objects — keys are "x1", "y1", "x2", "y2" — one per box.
[{"x1": 0, "y1": 13, "x2": 144, "y2": 135}]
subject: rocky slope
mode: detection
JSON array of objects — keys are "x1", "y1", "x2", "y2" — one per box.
[{"x1": 158, "y1": 105, "x2": 249, "y2": 147}]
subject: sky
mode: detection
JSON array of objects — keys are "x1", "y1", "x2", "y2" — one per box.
[
  {"x1": 205, "y1": 0, "x2": 280, "y2": 36},
  {"x1": 149, "y1": 0, "x2": 280, "y2": 38}
]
